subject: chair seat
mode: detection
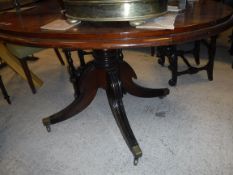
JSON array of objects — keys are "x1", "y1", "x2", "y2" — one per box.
[{"x1": 6, "y1": 43, "x2": 43, "y2": 58}]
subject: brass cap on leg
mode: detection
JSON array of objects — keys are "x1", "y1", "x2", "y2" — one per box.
[{"x1": 132, "y1": 145, "x2": 142, "y2": 165}]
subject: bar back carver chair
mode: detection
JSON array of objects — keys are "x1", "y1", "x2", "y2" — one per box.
[{"x1": 5, "y1": 43, "x2": 65, "y2": 94}]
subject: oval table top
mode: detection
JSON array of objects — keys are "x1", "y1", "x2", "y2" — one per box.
[{"x1": 0, "y1": 0, "x2": 232, "y2": 49}]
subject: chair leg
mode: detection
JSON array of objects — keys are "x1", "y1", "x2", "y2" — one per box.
[
  {"x1": 167, "y1": 46, "x2": 178, "y2": 86},
  {"x1": 230, "y1": 41, "x2": 233, "y2": 69},
  {"x1": 151, "y1": 47, "x2": 155, "y2": 56},
  {"x1": 0, "y1": 57, "x2": 7, "y2": 69},
  {"x1": 193, "y1": 40, "x2": 200, "y2": 65},
  {"x1": 157, "y1": 46, "x2": 166, "y2": 66},
  {"x1": 228, "y1": 30, "x2": 233, "y2": 69},
  {"x1": 0, "y1": 76, "x2": 11, "y2": 104},
  {"x1": 54, "y1": 48, "x2": 65, "y2": 65},
  {"x1": 206, "y1": 36, "x2": 217, "y2": 81},
  {"x1": 156, "y1": 39, "x2": 216, "y2": 86},
  {"x1": 19, "y1": 58, "x2": 36, "y2": 94},
  {"x1": 77, "y1": 49, "x2": 87, "y2": 68}
]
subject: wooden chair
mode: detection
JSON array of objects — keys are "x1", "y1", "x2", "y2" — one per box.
[
  {"x1": 5, "y1": 43, "x2": 65, "y2": 93},
  {"x1": 151, "y1": 40, "x2": 201, "y2": 86},
  {"x1": 151, "y1": 37, "x2": 217, "y2": 86}
]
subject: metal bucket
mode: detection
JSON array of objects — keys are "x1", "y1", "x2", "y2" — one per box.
[{"x1": 61, "y1": 0, "x2": 168, "y2": 25}]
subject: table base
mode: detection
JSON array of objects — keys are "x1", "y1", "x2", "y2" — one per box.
[{"x1": 42, "y1": 49, "x2": 169, "y2": 165}]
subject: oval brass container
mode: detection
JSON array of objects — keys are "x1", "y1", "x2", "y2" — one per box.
[{"x1": 62, "y1": 0, "x2": 168, "y2": 22}]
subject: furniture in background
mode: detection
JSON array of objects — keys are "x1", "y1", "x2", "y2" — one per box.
[
  {"x1": 4, "y1": 43, "x2": 65, "y2": 94},
  {"x1": 229, "y1": 31, "x2": 233, "y2": 68},
  {"x1": 151, "y1": 37, "x2": 217, "y2": 86},
  {"x1": 0, "y1": 42, "x2": 43, "y2": 89},
  {"x1": 0, "y1": 75, "x2": 11, "y2": 104},
  {"x1": 151, "y1": 0, "x2": 233, "y2": 86},
  {"x1": 214, "y1": 0, "x2": 233, "y2": 69},
  {"x1": 220, "y1": 0, "x2": 233, "y2": 68},
  {"x1": 0, "y1": 57, "x2": 7, "y2": 68},
  {"x1": 151, "y1": 40, "x2": 200, "y2": 86},
  {"x1": 0, "y1": 0, "x2": 65, "y2": 94},
  {"x1": 62, "y1": 49, "x2": 92, "y2": 97},
  {"x1": 54, "y1": 48, "x2": 65, "y2": 65}
]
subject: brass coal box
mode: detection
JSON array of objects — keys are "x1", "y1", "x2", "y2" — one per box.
[{"x1": 61, "y1": 0, "x2": 168, "y2": 25}]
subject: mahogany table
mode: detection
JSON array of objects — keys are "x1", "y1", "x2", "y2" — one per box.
[{"x1": 0, "y1": 0, "x2": 232, "y2": 165}]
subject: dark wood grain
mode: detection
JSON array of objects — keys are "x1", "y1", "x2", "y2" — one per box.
[{"x1": 0, "y1": 0, "x2": 232, "y2": 49}]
